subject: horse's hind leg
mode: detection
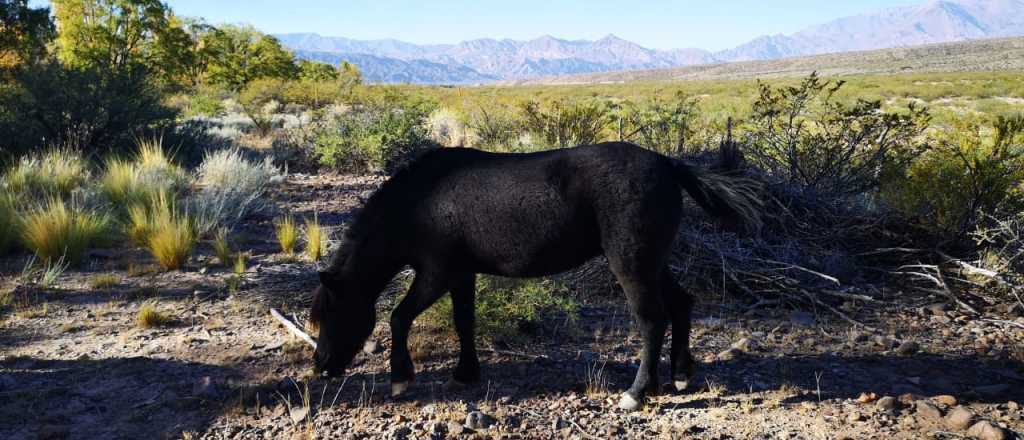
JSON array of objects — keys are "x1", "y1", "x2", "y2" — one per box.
[
  {"x1": 661, "y1": 270, "x2": 697, "y2": 392},
  {"x1": 449, "y1": 272, "x2": 480, "y2": 385},
  {"x1": 608, "y1": 257, "x2": 669, "y2": 411},
  {"x1": 389, "y1": 267, "x2": 448, "y2": 396}
]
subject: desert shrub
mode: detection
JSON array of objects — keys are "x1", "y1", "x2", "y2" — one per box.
[
  {"x1": 175, "y1": 85, "x2": 228, "y2": 119},
  {"x1": 0, "y1": 193, "x2": 19, "y2": 255},
  {"x1": 519, "y1": 98, "x2": 611, "y2": 149},
  {"x1": 21, "y1": 197, "x2": 110, "y2": 264},
  {"x1": 426, "y1": 107, "x2": 466, "y2": 147},
  {"x1": 275, "y1": 215, "x2": 298, "y2": 256},
  {"x1": 191, "y1": 148, "x2": 281, "y2": 236},
  {"x1": 238, "y1": 77, "x2": 287, "y2": 136},
  {"x1": 975, "y1": 212, "x2": 1024, "y2": 287},
  {"x1": 304, "y1": 215, "x2": 325, "y2": 262},
  {"x1": 618, "y1": 92, "x2": 701, "y2": 157},
  {"x1": 140, "y1": 192, "x2": 197, "y2": 271},
  {"x1": 137, "y1": 301, "x2": 171, "y2": 328},
  {"x1": 424, "y1": 276, "x2": 578, "y2": 343},
  {"x1": 889, "y1": 115, "x2": 1024, "y2": 236},
  {"x1": 3, "y1": 148, "x2": 90, "y2": 199},
  {"x1": 743, "y1": 73, "x2": 930, "y2": 198},
  {"x1": 466, "y1": 104, "x2": 522, "y2": 150},
  {"x1": 314, "y1": 90, "x2": 438, "y2": 173}
]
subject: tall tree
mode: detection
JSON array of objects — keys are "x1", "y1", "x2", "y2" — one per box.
[
  {"x1": 0, "y1": 0, "x2": 55, "y2": 77},
  {"x1": 51, "y1": 0, "x2": 193, "y2": 83},
  {"x1": 203, "y1": 24, "x2": 298, "y2": 91}
]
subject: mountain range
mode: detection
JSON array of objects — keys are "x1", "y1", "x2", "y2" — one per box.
[{"x1": 275, "y1": 0, "x2": 1024, "y2": 84}]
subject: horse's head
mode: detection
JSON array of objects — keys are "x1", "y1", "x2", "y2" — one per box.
[{"x1": 309, "y1": 270, "x2": 377, "y2": 377}]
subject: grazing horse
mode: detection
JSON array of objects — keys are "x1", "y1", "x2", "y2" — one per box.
[{"x1": 309, "y1": 141, "x2": 760, "y2": 410}]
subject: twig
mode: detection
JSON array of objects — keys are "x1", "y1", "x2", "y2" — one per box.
[{"x1": 271, "y1": 308, "x2": 318, "y2": 349}]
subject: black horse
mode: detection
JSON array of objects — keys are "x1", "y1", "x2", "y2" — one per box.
[{"x1": 309, "y1": 141, "x2": 760, "y2": 410}]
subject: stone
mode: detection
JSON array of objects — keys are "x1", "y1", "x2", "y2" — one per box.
[
  {"x1": 896, "y1": 341, "x2": 920, "y2": 355},
  {"x1": 857, "y1": 392, "x2": 879, "y2": 404},
  {"x1": 945, "y1": 406, "x2": 975, "y2": 430},
  {"x1": 915, "y1": 401, "x2": 943, "y2": 421},
  {"x1": 966, "y1": 420, "x2": 1007, "y2": 440},
  {"x1": 387, "y1": 426, "x2": 411, "y2": 440},
  {"x1": 732, "y1": 337, "x2": 758, "y2": 353},
  {"x1": 876, "y1": 396, "x2": 898, "y2": 412},
  {"x1": 847, "y1": 412, "x2": 865, "y2": 423},
  {"x1": 447, "y1": 421, "x2": 465, "y2": 436},
  {"x1": 289, "y1": 406, "x2": 309, "y2": 424},
  {"x1": 933, "y1": 395, "x2": 958, "y2": 406},
  {"x1": 898, "y1": 393, "x2": 920, "y2": 405},
  {"x1": 464, "y1": 411, "x2": 494, "y2": 430},
  {"x1": 716, "y1": 347, "x2": 743, "y2": 362},
  {"x1": 363, "y1": 340, "x2": 380, "y2": 355}
]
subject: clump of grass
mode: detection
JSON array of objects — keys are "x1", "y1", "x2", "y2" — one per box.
[
  {"x1": 275, "y1": 215, "x2": 298, "y2": 256},
  {"x1": 20, "y1": 197, "x2": 110, "y2": 264},
  {"x1": 212, "y1": 227, "x2": 233, "y2": 265},
  {"x1": 3, "y1": 148, "x2": 90, "y2": 198},
  {"x1": 145, "y1": 194, "x2": 197, "y2": 271},
  {"x1": 304, "y1": 215, "x2": 325, "y2": 261},
  {"x1": 88, "y1": 273, "x2": 121, "y2": 289},
  {"x1": 137, "y1": 301, "x2": 171, "y2": 328},
  {"x1": 233, "y1": 252, "x2": 247, "y2": 275},
  {"x1": 0, "y1": 193, "x2": 19, "y2": 255},
  {"x1": 100, "y1": 158, "x2": 143, "y2": 206},
  {"x1": 135, "y1": 137, "x2": 187, "y2": 188}
]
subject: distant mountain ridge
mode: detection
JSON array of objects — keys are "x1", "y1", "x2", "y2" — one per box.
[{"x1": 275, "y1": 0, "x2": 1024, "y2": 84}]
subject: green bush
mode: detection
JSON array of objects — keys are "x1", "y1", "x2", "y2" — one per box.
[
  {"x1": 744, "y1": 73, "x2": 930, "y2": 197},
  {"x1": 888, "y1": 115, "x2": 1024, "y2": 236},
  {"x1": 617, "y1": 91, "x2": 701, "y2": 157},
  {"x1": 314, "y1": 89, "x2": 438, "y2": 173},
  {"x1": 423, "y1": 276, "x2": 578, "y2": 343},
  {"x1": 519, "y1": 98, "x2": 611, "y2": 149},
  {"x1": 466, "y1": 104, "x2": 522, "y2": 151}
]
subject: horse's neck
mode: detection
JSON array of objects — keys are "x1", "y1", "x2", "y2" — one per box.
[{"x1": 341, "y1": 244, "x2": 404, "y2": 300}]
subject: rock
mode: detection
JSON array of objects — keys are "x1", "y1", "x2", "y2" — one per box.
[
  {"x1": 464, "y1": 411, "x2": 494, "y2": 430},
  {"x1": 898, "y1": 393, "x2": 920, "y2": 405},
  {"x1": 192, "y1": 376, "x2": 219, "y2": 398},
  {"x1": 447, "y1": 421, "x2": 465, "y2": 436},
  {"x1": 790, "y1": 311, "x2": 815, "y2": 327},
  {"x1": 933, "y1": 395, "x2": 958, "y2": 406},
  {"x1": 857, "y1": 392, "x2": 879, "y2": 404},
  {"x1": 847, "y1": 412, "x2": 865, "y2": 423},
  {"x1": 731, "y1": 337, "x2": 758, "y2": 353},
  {"x1": 915, "y1": 401, "x2": 943, "y2": 421},
  {"x1": 967, "y1": 420, "x2": 1007, "y2": 440},
  {"x1": 945, "y1": 406, "x2": 975, "y2": 430},
  {"x1": 363, "y1": 340, "x2": 380, "y2": 355},
  {"x1": 874, "y1": 336, "x2": 897, "y2": 349},
  {"x1": 896, "y1": 341, "x2": 920, "y2": 355},
  {"x1": 716, "y1": 347, "x2": 743, "y2": 361},
  {"x1": 876, "y1": 396, "x2": 898, "y2": 412},
  {"x1": 1007, "y1": 401, "x2": 1019, "y2": 412},
  {"x1": 289, "y1": 406, "x2": 309, "y2": 424},
  {"x1": 387, "y1": 426, "x2": 411, "y2": 440}
]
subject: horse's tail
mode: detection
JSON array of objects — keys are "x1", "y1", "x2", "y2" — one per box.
[{"x1": 671, "y1": 159, "x2": 763, "y2": 233}]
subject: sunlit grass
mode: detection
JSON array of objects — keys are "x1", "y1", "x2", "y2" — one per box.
[
  {"x1": 304, "y1": 215, "x2": 325, "y2": 261},
  {"x1": 137, "y1": 301, "x2": 171, "y2": 328},
  {"x1": 275, "y1": 215, "x2": 298, "y2": 256},
  {"x1": 20, "y1": 197, "x2": 110, "y2": 264},
  {"x1": 3, "y1": 148, "x2": 89, "y2": 198},
  {"x1": 144, "y1": 193, "x2": 197, "y2": 271},
  {"x1": 88, "y1": 273, "x2": 121, "y2": 290},
  {"x1": 212, "y1": 227, "x2": 233, "y2": 266}
]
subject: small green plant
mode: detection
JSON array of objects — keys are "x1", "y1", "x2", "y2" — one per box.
[
  {"x1": 212, "y1": 227, "x2": 233, "y2": 265},
  {"x1": 21, "y1": 197, "x2": 110, "y2": 264},
  {"x1": 136, "y1": 137, "x2": 187, "y2": 187},
  {"x1": 275, "y1": 215, "x2": 298, "y2": 256},
  {"x1": 88, "y1": 273, "x2": 121, "y2": 290},
  {"x1": 137, "y1": 301, "x2": 171, "y2": 328},
  {"x1": 304, "y1": 215, "x2": 324, "y2": 261},
  {"x1": 424, "y1": 276, "x2": 578, "y2": 342},
  {"x1": 233, "y1": 252, "x2": 247, "y2": 275}
]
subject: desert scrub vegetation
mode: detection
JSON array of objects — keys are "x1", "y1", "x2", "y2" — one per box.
[
  {"x1": 0, "y1": 194, "x2": 19, "y2": 256},
  {"x1": 3, "y1": 148, "x2": 90, "y2": 199},
  {"x1": 275, "y1": 215, "x2": 298, "y2": 256},
  {"x1": 304, "y1": 215, "x2": 325, "y2": 261},
  {"x1": 20, "y1": 197, "x2": 110, "y2": 264},
  {"x1": 138, "y1": 193, "x2": 198, "y2": 271},
  {"x1": 423, "y1": 277, "x2": 579, "y2": 343},
  {"x1": 192, "y1": 148, "x2": 281, "y2": 236},
  {"x1": 137, "y1": 301, "x2": 171, "y2": 328}
]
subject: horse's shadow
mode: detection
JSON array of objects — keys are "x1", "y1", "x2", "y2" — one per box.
[{"x1": 316, "y1": 351, "x2": 1024, "y2": 407}]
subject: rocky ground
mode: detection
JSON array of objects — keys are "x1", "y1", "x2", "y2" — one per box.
[{"x1": 1, "y1": 174, "x2": 1022, "y2": 440}]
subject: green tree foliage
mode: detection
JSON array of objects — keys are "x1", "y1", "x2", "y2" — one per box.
[
  {"x1": 51, "y1": 0, "x2": 194, "y2": 84},
  {"x1": 891, "y1": 115, "x2": 1024, "y2": 236},
  {"x1": 744, "y1": 72, "x2": 930, "y2": 197},
  {"x1": 0, "y1": 0, "x2": 54, "y2": 77},
  {"x1": 203, "y1": 24, "x2": 298, "y2": 91},
  {"x1": 298, "y1": 60, "x2": 338, "y2": 82}
]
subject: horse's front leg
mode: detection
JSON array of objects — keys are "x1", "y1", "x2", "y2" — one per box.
[
  {"x1": 389, "y1": 268, "x2": 448, "y2": 396},
  {"x1": 449, "y1": 272, "x2": 480, "y2": 385}
]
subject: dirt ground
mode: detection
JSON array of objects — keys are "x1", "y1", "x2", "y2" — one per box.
[{"x1": 2, "y1": 174, "x2": 1023, "y2": 440}]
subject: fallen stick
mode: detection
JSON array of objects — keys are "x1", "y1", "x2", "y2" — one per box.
[{"x1": 270, "y1": 308, "x2": 317, "y2": 349}]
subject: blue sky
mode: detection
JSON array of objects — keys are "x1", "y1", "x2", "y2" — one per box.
[{"x1": 32, "y1": 0, "x2": 925, "y2": 51}]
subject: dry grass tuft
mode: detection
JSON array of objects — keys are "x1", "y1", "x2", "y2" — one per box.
[
  {"x1": 304, "y1": 215, "x2": 325, "y2": 261},
  {"x1": 21, "y1": 197, "x2": 110, "y2": 264},
  {"x1": 276, "y1": 215, "x2": 298, "y2": 256},
  {"x1": 131, "y1": 192, "x2": 197, "y2": 271},
  {"x1": 3, "y1": 148, "x2": 89, "y2": 198},
  {"x1": 88, "y1": 273, "x2": 121, "y2": 290},
  {"x1": 212, "y1": 227, "x2": 233, "y2": 266},
  {"x1": 137, "y1": 301, "x2": 171, "y2": 328}
]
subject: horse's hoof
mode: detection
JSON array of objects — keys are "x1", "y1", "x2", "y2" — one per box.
[
  {"x1": 442, "y1": 379, "x2": 469, "y2": 392},
  {"x1": 674, "y1": 378, "x2": 689, "y2": 392},
  {"x1": 391, "y1": 381, "x2": 410, "y2": 397},
  {"x1": 617, "y1": 392, "x2": 642, "y2": 411}
]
